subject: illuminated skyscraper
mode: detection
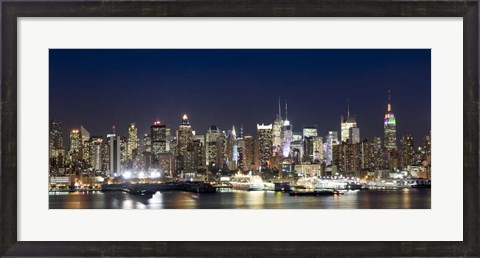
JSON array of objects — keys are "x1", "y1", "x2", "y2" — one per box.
[
  {"x1": 400, "y1": 134, "x2": 415, "y2": 169},
  {"x1": 143, "y1": 133, "x2": 152, "y2": 153},
  {"x1": 127, "y1": 123, "x2": 138, "y2": 162},
  {"x1": 281, "y1": 101, "x2": 293, "y2": 158},
  {"x1": 49, "y1": 120, "x2": 65, "y2": 171},
  {"x1": 302, "y1": 126, "x2": 318, "y2": 162},
  {"x1": 80, "y1": 125, "x2": 90, "y2": 163},
  {"x1": 341, "y1": 100, "x2": 357, "y2": 143},
  {"x1": 312, "y1": 136, "x2": 323, "y2": 163},
  {"x1": 108, "y1": 132, "x2": 121, "y2": 177},
  {"x1": 90, "y1": 136, "x2": 103, "y2": 172},
  {"x1": 257, "y1": 123, "x2": 273, "y2": 169},
  {"x1": 215, "y1": 133, "x2": 227, "y2": 170},
  {"x1": 141, "y1": 133, "x2": 152, "y2": 171},
  {"x1": 226, "y1": 125, "x2": 239, "y2": 169},
  {"x1": 384, "y1": 91, "x2": 397, "y2": 151},
  {"x1": 205, "y1": 125, "x2": 222, "y2": 168},
  {"x1": 120, "y1": 136, "x2": 128, "y2": 166},
  {"x1": 69, "y1": 129, "x2": 81, "y2": 162},
  {"x1": 243, "y1": 135, "x2": 256, "y2": 171},
  {"x1": 372, "y1": 137, "x2": 384, "y2": 170},
  {"x1": 349, "y1": 127, "x2": 360, "y2": 144},
  {"x1": 324, "y1": 131, "x2": 338, "y2": 165},
  {"x1": 272, "y1": 97, "x2": 283, "y2": 156},
  {"x1": 175, "y1": 114, "x2": 194, "y2": 176},
  {"x1": 303, "y1": 136, "x2": 314, "y2": 163},
  {"x1": 176, "y1": 114, "x2": 194, "y2": 156},
  {"x1": 151, "y1": 120, "x2": 168, "y2": 165}
]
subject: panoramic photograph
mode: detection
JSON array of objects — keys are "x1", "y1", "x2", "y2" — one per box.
[{"x1": 48, "y1": 49, "x2": 431, "y2": 209}]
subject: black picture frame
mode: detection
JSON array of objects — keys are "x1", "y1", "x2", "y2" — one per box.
[{"x1": 1, "y1": 0, "x2": 478, "y2": 256}]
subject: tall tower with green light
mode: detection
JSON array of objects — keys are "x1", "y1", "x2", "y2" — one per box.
[{"x1": 384, "y1": 91, "x2": 397, "y2": 152}]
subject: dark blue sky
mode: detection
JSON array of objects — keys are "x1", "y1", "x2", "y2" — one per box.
[{"x1": 50, "y1": 49, "x2": 431, "y2": 143}]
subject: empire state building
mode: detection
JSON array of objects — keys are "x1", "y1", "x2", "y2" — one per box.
[{"x1": 384, "y1": 92, "x2": 397, "y2": 151}]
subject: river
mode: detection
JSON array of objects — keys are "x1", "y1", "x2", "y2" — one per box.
[{"x1": 49, "y1": 188, "x2": 430, "y2": 209}]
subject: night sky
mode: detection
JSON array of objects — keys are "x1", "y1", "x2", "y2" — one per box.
[{"x1": 50, "y1": 49, "x2": 431, "y2": 143}]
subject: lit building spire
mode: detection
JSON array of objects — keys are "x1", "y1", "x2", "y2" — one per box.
[
  {"x1": 285, "y1": 99, "x2": 288, "y2": 120},
  {"x1": 278, "y1": 96, "x2": 282, "y2": 118},
  {"x1": 180, "y1": 114, "x2": 190, "y2": 126},
  {"x1": 384, "y1": 90, "x2": 397, "y2": 152},
  {"x1": 347, "y1": 98, "x2": 350, "y2": 117},
  {"x1": 387, "y1": 90, "x2": 391, "y2": 112}
]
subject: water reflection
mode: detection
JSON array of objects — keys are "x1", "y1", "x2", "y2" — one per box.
[{"x1": 49, "y1": 189, "x2": 431, "y2": 209}]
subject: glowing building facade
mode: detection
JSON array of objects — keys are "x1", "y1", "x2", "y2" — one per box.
[
  {"x1": 49, "y1": 121, "x2": 65, "y2": 171},
  {"x1": 349, "y1": 127, "x2": 360, "y2": 144},
  {"x1": 205, "y1": 125, "x2": 222, "y2": 168},
  {"x1": 281, "y1": 102, "x2": 293, "y2": 158},
  {"x1": 340, "y1": 102, "x2": 357, "y2": 143},
  {"x1": 127, "y1": 122, "x2": 138, "y2": 162},
  {"x1": 90, "y1": 136, "x2": 103, "y2": 172},
  {"x1": 302, "y1": 126, "x2": 318, "y2": 139},
  {"x1": 400, "y1": 134, "x2": 415, "y2": 169},
  {"x1": 272, "y1": 98, "x2": 284, "y2": 156},
  {"x1": 257, "y1": 123, "x2": 273, "y2": 169},
  {"x1": 108, "y1": 133, "x2": 121, "y2": 177},
  {"x1": 324, "y1": 131, "x2": 338, "y2": 165},
  {"x1": 176, "y1": 114, "x2": 194, "y2": 156},
  {"x1": 384, "y1": 92, "x2": 397, "y2": 151},
  {"x1": 69, "y1": 129, "x2": 81, "y2": 162}
]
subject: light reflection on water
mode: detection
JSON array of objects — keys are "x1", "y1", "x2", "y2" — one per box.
[{"x1": 49, "y1": 189, "x2": 430, "y2": 209}]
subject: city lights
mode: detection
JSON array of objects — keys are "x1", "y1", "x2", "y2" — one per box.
[{"x1": 48, "y1": 49, "x2": 431, "y2": 210}]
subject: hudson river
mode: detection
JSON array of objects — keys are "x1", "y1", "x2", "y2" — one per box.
[{"x1": 49, "y1": 188, "x2": 430, "y2": 209}]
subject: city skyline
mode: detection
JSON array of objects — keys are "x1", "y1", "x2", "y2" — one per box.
[
  {"x1": 48, "y1": 94, "x2": 425, "y2": 148},
  {"x1": 50, "y1": 49, "x2": 431, "y2": 142},
  {"x1": 48, "y1": 49, "x2": 432, "y2": 210}
]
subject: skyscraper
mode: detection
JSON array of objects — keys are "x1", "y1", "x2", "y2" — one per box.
[
  {"x1": 324, "y1": 131, "x2": 338, "y2": 165},
  {"x1": 243, "y1": 135, "x2": 256, "y2": 171},
  {"x1": 127, "y1": 122, "x2": 138, "y2": 162},
  {"x1": 340, "y1": 100, "x2": 357, "y2": 143},
  {"x1": 400, "y1": 134, "x2": 415, "y2": 169},
  {"x1": 175, "y1": 114, "x2": 195, "y2": 176},
  {"x1": 281, "y1": 101, "x2": 293, "y2": 158},
  {"x1": 349, "y1": 127, "x2": 360, "y2": 144},
  {"x1": 257, "y1": 123, "x2": 273, "y2": 169},
  {"x1": 49, "y1": 120, "x2": 65, "y2": 172},
  {"x1": 205, "y1": 125, "x2": 222, "y2": 169},
  {"x1": 384, "y1": 91, "x2": 397, "y2": 151},
  {"x1": 69, "y1": 129, "x2": 81, "y2": 163},
  {"x1": 272, "y1": 98, "x2": 283, "y2": 156},
  {"x1": 143, "y1": 133, "x2": 152, "y2": 153},
  {"x1": 302, "y1": 125, "x2": 318, "y2": 162},
  {"x1": 176, "y1": 114, "x2": 194, "y2": 156},
  {"x1": 90, "y1": 136, "x2": 103, "y2": 172},
  {"x1": 80, "y1": 125, "x2": 90, "y2": 163},
  {"x1": 226, "y1": 125, "x2": 238, "y2": 170},
  {"x1": 312, "y1": 136, "x2": 323, "y2": 163},
  {"x1": 151, "y1": 120, "x2": 168, "y2": 165},
  {"x1": 372, "y1": 137, "x2": 384, "y2": 170},
  {"x1": 108, "y1": 133, "x2": 121, "y2": 177}
]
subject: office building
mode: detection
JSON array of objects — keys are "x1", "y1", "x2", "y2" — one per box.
[
  {"x1": 340, "y1": 101, "x2": 357, "y2": 143},
  {"x1": 384, "y1": 91, "x2": 397, "y2": 151},
  {"x1": 400, "y1": 134, "x2": 415, "y2": 169},
  {"x1": 127, "y1": 123, "x2": 138, "y2": 162},
  {"x1": 272, "y1": 98, "x2": 284, "y2": 156},
  {"x1": 257, "y1": 123, "x2": 273, "y2": 169}
]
